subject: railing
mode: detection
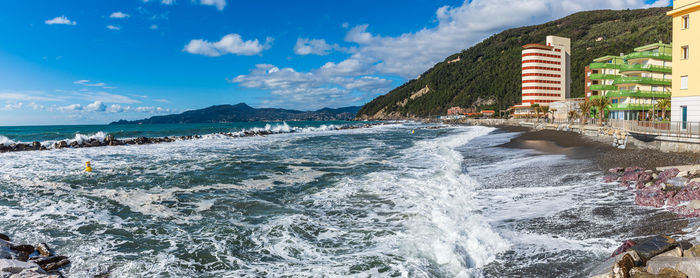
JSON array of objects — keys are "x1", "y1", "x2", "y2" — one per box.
[
  {"x1": 609, "y1": 120, "x2": 700, "y2": 138},
  {"x1": 589, "y1": 84, "x2": 618, "y2": 91},
  {"x1": 624, "y1": 51, "x2": 672, "y2": 61},
  {"x1": 589, "y1": 74, "x2": 620, "y2": 80},
  {"x1": 619, "y1": 64, "x2": 672, "y2": 73},
  {"x1": 613, "y1": 76, "x2": 672, "y2": 86},
  {"x1": 605, "y1": 90, "x2": 671, "y2": 98},
  {"x1": 511, "y1": 117, "x2": 700, "y2": 138},
  {"x1": 589, "y1": 62, "x2": 622, "y2": 70},
  {"x1": 609, "y1": 103, "x2": 655, "y2": 110}
]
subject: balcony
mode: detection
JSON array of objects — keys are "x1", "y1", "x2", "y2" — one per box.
[
  {"x1": 619, "y1": 64, "x2": 672, "y2": 74},
  {"x1": 589, "y1": 73, "x2": 619, "y2": 80},
  {"x1": 624, "y1": 51, "x2": 672, "y2": 61},
  {"x1": 589, "y1": 62, "x2": 622, "y2": 70},
  {"x1": 608, "y1": 103, "x2": 655, "y2": 111},
  {"x1": 606, "y1": 90, "x2": 671, "y2": 99},
  {"x1": 589, "y1": 84, "x2": 618, "y2": 91},
  {"x1": 613, "y1": 76, "x2": 672, "y2": 86},
  {"x1": 589, "y1": 95, "x2": 605, "y2": 100}
]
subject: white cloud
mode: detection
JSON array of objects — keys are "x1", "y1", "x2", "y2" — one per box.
[
  {"x1": 200, "y1": 0, "x2": 226, "y2": 11},
  {"x1": 45, "y1": 16, "x2": 76, "y2": 26},
  {"x1": 58, "y1": 104, "x2": 83, "y2": 112},
  {"x1": 109, "y1": 12, "x2": 130, "y2": 18},
  {"x1": 2, "y1": 103, "x2": 23, "y2": 111},
  {"x1": 153, "y1": 99, "x2": 170, "y2": 103},
  {"x1": 150, "y1": 24, "x2": 158, "y2": 30},
  {"x1": 294, "y1": 38, "x2": 335, "y2": 56},
  {"x1": 85, "y1": 101, "x2": 107, "y2": 112},
  {"x1": 232, "y1": 64, "x2": 392, "y2": 109},
  {"x1": 74, "y1": 80, "x2": 107, "y2": 87},
  {"x1": 106, "y1": 25, "x2": 121, "y2": 30},
  {"x1": 0, "y1": 92, "x2": 58, "y2": 102},
  {"x1": 85, "y1": 92, "x2": 140, "y2": 104},
  {"x1": 184, "y1": 34, "x2": 273, "y2": 56},
  {"x1": 329, "y1": 0, "x2": 674, "y2": 78}
]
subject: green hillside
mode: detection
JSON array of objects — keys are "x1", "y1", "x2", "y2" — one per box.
[{"x1": 357, "y1": 7, "x2": 672, "y2": 119}]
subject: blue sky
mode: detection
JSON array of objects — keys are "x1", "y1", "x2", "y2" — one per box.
[{"x1": 0, "y1": 0, "x2": 669, "y2": 125}]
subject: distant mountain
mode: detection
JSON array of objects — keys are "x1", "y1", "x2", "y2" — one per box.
[
  {"x1": 110, "y1": 103, "x2": 362, "y2": 124},
  {"x1": 357, "y1": 7, "x2": 672, "y2": 119}
]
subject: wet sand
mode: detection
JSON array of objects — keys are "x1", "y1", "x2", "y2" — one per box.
[{"x1": 495, "y1": 125, "x2": 700, "y2": 171}]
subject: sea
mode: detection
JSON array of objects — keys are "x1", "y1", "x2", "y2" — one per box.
[{"x1": 0, "y1": 121, "x2": 688, "y2": 277}]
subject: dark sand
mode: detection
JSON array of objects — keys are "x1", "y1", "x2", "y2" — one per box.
[{"x1": 496, "y1": 125, "x2": 700, "y2": 171}]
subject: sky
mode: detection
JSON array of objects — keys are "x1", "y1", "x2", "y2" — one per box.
[{"x1": 0, "y1": 0, "x2": 670, "y2": 126}]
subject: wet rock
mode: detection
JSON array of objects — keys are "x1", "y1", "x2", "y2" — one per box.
[
  {"x1": 42, "y1": 258, "x2": 69, "y2": 272},
  {"x1": 35, "y1": 244, "x2": 51, "y2": 257},
  {"x1": 631, "y1": 235, "x2": 678, "y2": 262},
  {"x1": 0, "y1": 258, "x2": 44, "y2": 275},
  {"x1": 9, "y1": 268, "x2": 60, "y2": 278},
  {"x1": 0, "y1": 234, "x2": 9, "y2": 242},
  {"x1": 31, "y1": 142, "x2": 41, "y2": 150},
  {"x1": 646, "y1": 257, "x2": 700, "y2": 277},
  {"x1": 657, "y1": 247, "x2": 683, "y2": 257},
  {"x1": 613, "y1": 240, "x2": 638, "y2": 257},
  {"x1": 632, "y1": 268, "x2": 688, "y2": 278},
  {"x1": 590, "y1": 250, "x2": 641, "y2": 278},
  {"x1": 683, "y1": 245, "x2": 700, "y2": 258},
  {"x1": 53, "y1": 141, "x2": 67, "y2": 149},
  {"x1": 605, "y1": 175, "x2": 619, "y2": 183},
  {"x1": 688, "y1": 200, "x2": 700, "y2": 210},
  {"x1": 657, "y1": 169, "x2": 682, "y2": 186}
]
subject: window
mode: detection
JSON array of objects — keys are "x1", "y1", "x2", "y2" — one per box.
[
  {"x1": 681, "y1": 76, "x2": 689, "y2": 90},
  {"x1": 683, "y1": 15, "x2": 690, "y2": 29},
  {"x1": 682, "y1": 46, "x2": 690, "y2": 60}
]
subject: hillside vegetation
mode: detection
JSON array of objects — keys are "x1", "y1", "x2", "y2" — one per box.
[{"x1": 357, "y1": 7, "x2": 672, "y2": 119}]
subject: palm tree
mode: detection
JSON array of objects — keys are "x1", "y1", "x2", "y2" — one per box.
[
  {"x1": 656, "y1": 98, "x2": 671, "y2": 120},
  {"x1": 530, "y1": 103, "x2": 540, "y2": 121},
  {"x1": 568, "y1": 110, "x2": 578, "y2": 123},
  {"x1": 578, "y1": 100, "x2": 592, "y2": 125},
  {"x1": 591, "y1": 97, "x2": 612, "y2": 126},
  {"x1": 540, "y1": 106, "x2": 551, "y2": 122}
]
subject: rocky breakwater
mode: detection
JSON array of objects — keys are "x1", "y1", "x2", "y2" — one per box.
[
  {"x1": 589, "y1": 234, "x2": 700, "y2": 278},
  {"x1": 604, "y1": 166, "x2": 700, "y2": 217},
  {"x1": 0, "y1": 233, "x2": 69, "y2": 277},
  {"x1": 0, "y1": 124, "x2": 375, "y2": 154}
]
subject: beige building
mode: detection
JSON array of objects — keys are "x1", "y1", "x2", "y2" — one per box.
[
  {"x1": 512, "y1": 35, "x2": 571, "y2": 117},
  {"x1": 668, "y1": 0, "x2": 700, "y2": 124}
]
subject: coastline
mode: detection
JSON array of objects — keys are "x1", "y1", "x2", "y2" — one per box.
[{"x1": 493, "y1": 124, "x2": 700, "y2": 171}]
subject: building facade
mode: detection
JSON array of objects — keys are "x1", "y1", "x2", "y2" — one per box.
[
  {"x1": 669, "y1": 0, "x2": 700, "y2": 125},
  {"x1": 512, "y1": 35, "x2": 571, "y2": 117},
  {"x1": 586, "y1": 56, "x2": 624, "y2": 101},
  {"x1": 609, "y1": 43, "x2": 672, "y2": 120}
]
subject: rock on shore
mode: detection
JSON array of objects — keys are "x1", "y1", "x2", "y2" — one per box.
[{"x1": 0, "y1": 233, "x2": 69, "y2": 277}]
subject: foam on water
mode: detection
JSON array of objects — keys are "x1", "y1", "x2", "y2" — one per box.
[
  {"x1": 0, "y1": 135, "x2": 15, "y2": 146},
  {"x1": 2, "y1": 122, "x2": 632, "y2": 277}
]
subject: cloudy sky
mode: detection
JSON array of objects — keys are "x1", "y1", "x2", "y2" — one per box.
[{"x1": 0, "y1": 0, "x2": 669, "y2": 125}]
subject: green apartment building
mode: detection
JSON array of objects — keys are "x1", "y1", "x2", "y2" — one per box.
[{"x1": 585, "y1": 42, "x2": 672, "y2": 120}]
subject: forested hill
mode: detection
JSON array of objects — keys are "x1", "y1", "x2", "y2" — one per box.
[
  {"x1": 110, "y1": 103, "x2": 361, "y2": 124},
  {"x1": 356, "y1": 7, "x2": 672, "y2": 120}
]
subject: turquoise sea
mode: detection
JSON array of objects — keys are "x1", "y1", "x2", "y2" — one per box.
[{"x1": 0, "y1": 122, "x2": 685, "y2": 277}]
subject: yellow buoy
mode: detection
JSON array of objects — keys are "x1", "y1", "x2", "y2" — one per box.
[
  {"x1": 411, "y1": 129, "x2": 415, "y2": 134},
  {"x1": 85, "y1": 161, "x2": 93, "y2": 172}
]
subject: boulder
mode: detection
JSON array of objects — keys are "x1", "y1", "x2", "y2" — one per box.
[
  {"x1": 8, "y1": 268, "x2": 60, "y2": 278},
  {"x1": 688, "y1": 200, "x2": 700, "y2": 210},
  {"x1": 31, "y1": 142, "x2": 41, "y2": 150},
  {"x1": 0, "y1": 259, "x2": 43, "y2": 275},
  {"x1": 590, "y1": 251, "x2": 642, "y2": 278},
  {"x1": 613, "y1": 240, "x2": 638, "y2": 257},
  {"x1": 35, "y1": 243, "x2": 51, "y2": 257},
  {"x1": 657, "y1": 247, "x2": 683, "y2": 257},
  {"x1": 632, "y1": 268, "x2": 688, "y2": 278},
  {"x1": 0, "y1": 234, "x2": 9, "y2": 241},
  {"x1": 631, "y1": 235, "x2": 678, "y2": 262},
  {"x1": 646, "y1": 257, "x2": 700, "y2": 277},
  {"x1": 683, "y1": 245, "x2": 700, "y2": 258},
  {"x1": 53, "y1": 141, "x2": 67, "y2": 149}
]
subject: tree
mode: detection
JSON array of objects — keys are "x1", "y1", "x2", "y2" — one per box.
[
  {"x1": 531, "y1": 103, "x2": 540, "y2": 121},
  {"x1": 540, "y1": 106, "x2": 551, "y2": 122},
  {"x1": 591, "y1": 97, "x2": 612, "y2": 126},
  {"x1": 578, "y1": 100, "x2": 593, "y2": 125},
  {"x1": 656, "y1": 98, "x2": 671, "y2": 120},
  {"x1": 568, "y1": 110, "x2": 578, "y2": 123}
]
